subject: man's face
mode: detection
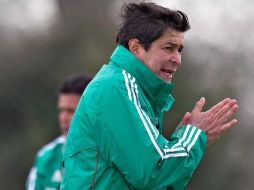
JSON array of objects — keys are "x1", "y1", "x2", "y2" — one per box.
[
  {"x1": 136, "y1": 29, "x2": 184, "y2": 83},
  {"x1": 57, "y1": 93, "x2": 81, "y2": 136}
]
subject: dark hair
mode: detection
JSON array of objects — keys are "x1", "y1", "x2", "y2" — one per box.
[
  {"x1": 116, "y1": 2, "x2": 190, "y2": 50},
  {"x1": 58, "y1": 74, "x2": 92, "y2": 95}
]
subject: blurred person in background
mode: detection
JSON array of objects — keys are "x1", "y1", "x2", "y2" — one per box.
[
  {"x1": 25, "y1": 74, "x2": 92, "y2": 190},
  {"x1": 60, "y1": 2, "x2": 238, "y2": 190}
]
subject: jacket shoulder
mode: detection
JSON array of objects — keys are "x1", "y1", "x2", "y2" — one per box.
[
  {"x1": 88, "y1": 64, "x2": 128, "y2": 94},
  {"x1": 36, "y1": 136, "x2": 65, "y2": 158}
]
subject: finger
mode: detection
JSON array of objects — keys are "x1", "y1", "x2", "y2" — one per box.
[
  {"x1": 215, "y1": 100, "x2": 238, "y2": 121},
  {"x1": 191, "y1": 97, "x2": 206, "y2": 115},
  {"x1": 176, "y1": 112, "x2": 191, "y2": 130},
  {"x1": 206, "y1": 111, "x2": 238, "y2": 135},
  {"x1": 220, "y1": 99, "x2": 237, "y2": 114},
  {"x1": 219, "y1": 104, "x2": 238, "y2": 123},
  {"x1": 182, "y1": 112, "x2": 191, "y2": 124},
  {"x1": 207, "y1": 98, "x2": 231, "y2": 115},
  {"x1": 220, "y1": 119, "x2": 237, "y2": 132}
]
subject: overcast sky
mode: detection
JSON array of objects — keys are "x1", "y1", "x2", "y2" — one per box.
[{"x1": 0, "y1": 0, "x2": 58, "y2": 35}]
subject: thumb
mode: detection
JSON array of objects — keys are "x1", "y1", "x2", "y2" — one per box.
[
  {"x1": 181, "y1": 112, "x2": 191, "y2": 125},
  {"x1": 176, "y1": 112, "x2": 191, "y2": 130},
  {"x1": 191, "y1": 97, "x2": 206, "y2": 115}
]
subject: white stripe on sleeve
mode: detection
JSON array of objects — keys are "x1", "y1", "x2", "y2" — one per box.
[{"x1": 122, "y1": 70, "x2": 202, "y2": 159}]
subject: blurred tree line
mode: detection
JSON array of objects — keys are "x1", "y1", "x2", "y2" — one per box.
[
  {"x1": 0, "y1": 0, "x2": 116, "y2": 189},
  {"x1": 0, "y1": 0, "x2": 250, "y2": 190}
]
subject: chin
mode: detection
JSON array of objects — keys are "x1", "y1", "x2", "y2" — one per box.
[{"x1": 163, "y1": 79, "x2": 172, "y2": 84}]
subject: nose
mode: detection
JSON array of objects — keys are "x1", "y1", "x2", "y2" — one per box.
[
  {"x1": 60, "y1": 110, "x2": 70, "y2": 123},
  {"x1": 170, "y1": 51, "x2": 181, "y2": 66}
]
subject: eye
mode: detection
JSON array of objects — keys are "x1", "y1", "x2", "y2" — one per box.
[
  {"x1": 178, "y1": 47, "x2": 183, "y2": 53},
  {"x1": 164, "y1": 46, "x2": 173, "y2": 51}
]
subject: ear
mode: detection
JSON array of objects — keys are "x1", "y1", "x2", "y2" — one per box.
[{"x1": 128, "y1": 39, "x2": 144, "y2": 57}]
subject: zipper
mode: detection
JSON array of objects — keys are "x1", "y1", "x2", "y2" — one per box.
[{"x1": 90, "y1": 148, "x2": 99, "y2": 190}]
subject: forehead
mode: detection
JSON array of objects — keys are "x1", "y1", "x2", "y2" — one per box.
[
  {"x1": 154, "y1": 29, "x2": 184, "y2": 45},
  {"x1": 58, "y1": 93, "x2": 81, "y2": 106}
]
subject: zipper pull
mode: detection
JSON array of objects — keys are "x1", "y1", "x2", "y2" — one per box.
[{"x1": 155, "y1": 117, "x2": 159, "y2": 129}]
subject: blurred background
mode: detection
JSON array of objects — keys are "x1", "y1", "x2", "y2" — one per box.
[{"x1": 0, "y1": 0, "x2": 253, "y2": 189}]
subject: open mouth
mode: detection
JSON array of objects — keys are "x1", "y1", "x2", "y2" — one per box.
[{"x1": 161, "y1": 68, "x2": 175, "y2": 78}]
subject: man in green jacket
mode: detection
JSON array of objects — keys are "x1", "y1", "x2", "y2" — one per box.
[
  {"x1": 60, "y1": 2, "x2": 238, "y2": 190},
  {"x1": 26, "y1": 74, "x2": 92, "y2": 190}
]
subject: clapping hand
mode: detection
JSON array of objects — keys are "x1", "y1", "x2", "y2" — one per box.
[{"x1": 177, "y1": 97, "x2": 238, "y2": 145}]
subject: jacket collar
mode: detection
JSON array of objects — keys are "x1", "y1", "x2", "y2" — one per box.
[{"x1": 109, "y1": 45, "x2": 175, "y2": 112}]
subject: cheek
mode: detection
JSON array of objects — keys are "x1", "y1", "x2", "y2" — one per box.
[
  {"x1": 141, "y1": 51, "x2": 166, "y2": 73},
  {"x1": 66, "y1": 113, "x2": 74, "y2": 122},
  {"x1": 150, "y1": 57, "x2": 166, "y2": 72},
  {"x1": 59, "y1": 112, "x2": 72, "y2": 122},
  {"x1": 151, "y1": 63, "x2": 161, "y2": 74},
  {"x1": 158, "y1": 52, "x2": 169, "y2": 61}
]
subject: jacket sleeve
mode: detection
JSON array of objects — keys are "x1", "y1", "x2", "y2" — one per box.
[{"x1": 93, "y1": 76, "x2": 207, "y2": 190}]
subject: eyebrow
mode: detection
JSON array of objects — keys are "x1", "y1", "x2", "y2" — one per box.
[{"x1": 165, "y1": 42, "x2": 184, "y2": 50}]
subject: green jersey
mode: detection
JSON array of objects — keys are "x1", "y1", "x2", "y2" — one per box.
[
  {"x1": 60, "y1": 45, "x2": 207, "y2": 190},
  {"x1": 26, "y1": 136, "x2": 65, "y2": 190}
]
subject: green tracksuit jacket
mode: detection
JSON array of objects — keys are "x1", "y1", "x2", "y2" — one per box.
[
  {"x1": 26, "y1": 136, "x2": 65, "y2": 190},
  {"x1": 60, "y1": 45, "x2": 207, "y2": 190}
]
